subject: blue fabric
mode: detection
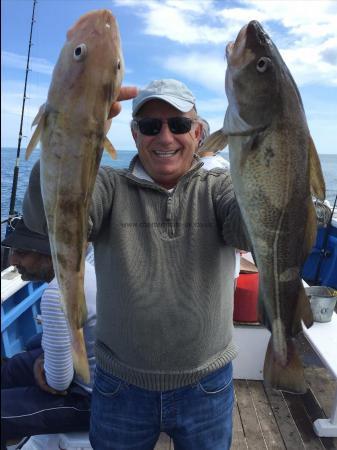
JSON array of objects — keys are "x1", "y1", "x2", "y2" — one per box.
[
  {"x1": 1, "y1": 348, "x2": 91, "y2": 444},
  {"x1": 90, "y1": 363, "x2": 234, "y2": 450}
]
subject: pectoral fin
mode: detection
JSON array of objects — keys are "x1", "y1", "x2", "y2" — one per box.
[
  {"x1": 25, "y1": 111, "x2": 46, "y2": 160},
  {"x1": 32, "y1": 103, "x2": 46, "y2": 127},
  {"x1": 103, "y1": 137, "x2": 117, "y2": 160},
  {"x1": 198, "y1": 129, "x2": 228, "y2": 155},
  {"x1": 308, "y1": 136, "x2": 325, "y2": 201}
]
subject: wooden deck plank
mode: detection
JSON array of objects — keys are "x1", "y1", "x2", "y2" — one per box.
[
  {"x1": 301, "y1": 389, "x2": 337, "y2": 450},
  {"x1": 305, "y1": 367, "x2": 337, "y2": 419},
  {"x1": 283, "y1": 391, "x2": 326, "y2": 450},
  {"x1": 232, "y1": 389, "x2": 249, "y2": 450},
  {"x1": 265, "y1": 386, "x2": 306, "y2": 449},
  {"x1": 247, "y1": 380, "x2": 286, "y2": 449},
  {"x1": 235, "y1": 379, "x2": 268, "y2": 449}
]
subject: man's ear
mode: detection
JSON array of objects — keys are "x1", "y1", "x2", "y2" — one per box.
[
  {"x1": 131, "y1": 127, "x2": 138, "y2": 142},
  {"x1": 194, "y1": 121, "x2": 203, "y2": 141}
]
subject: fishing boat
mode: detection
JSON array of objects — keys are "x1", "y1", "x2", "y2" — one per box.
[{"x1": 1, "y1": 2, "x2": 337, "y2": 449}]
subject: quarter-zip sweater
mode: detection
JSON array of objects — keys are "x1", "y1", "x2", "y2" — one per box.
[{"x1": 23, "y1": 155, "x2": 250, "y2": 391}]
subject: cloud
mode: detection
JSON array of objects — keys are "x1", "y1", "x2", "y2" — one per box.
[
  {"x1": 113, "y1": 0, "x2": 337, "y2": 86},
  {"x1": 2, "y1": 51, "x2": 54, "y2": 75}
]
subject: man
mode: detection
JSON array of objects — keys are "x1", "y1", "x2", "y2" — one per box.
[
  {"x1": 1, "y1": 219, "x2": 96, "y2": 449},
  {"x1": 23, "y1": 79, "x2": 250, "y2": 450}
]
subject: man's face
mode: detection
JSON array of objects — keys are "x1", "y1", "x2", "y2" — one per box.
[
  {"x1": 132, "y1": 100, "x2": 202, "y2": 189},
  {"x1": 9, "y1": 248, "x2": 54, "y2": 282}
]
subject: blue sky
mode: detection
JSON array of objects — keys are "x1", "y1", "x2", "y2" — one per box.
[{"x1": 1, "y1": 0, "x2": 337, "y2": 154}]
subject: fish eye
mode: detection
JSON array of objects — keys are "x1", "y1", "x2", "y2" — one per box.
[
  {"x1": 256, "y1": 57, "x2": 270, "y2": 73},
  {"x1": 73, "y1": 44, "x2": 87, "y2": 61}
]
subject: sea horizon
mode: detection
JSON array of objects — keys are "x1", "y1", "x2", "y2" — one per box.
[{"x1": 1, "y1": 147, "x2": 336, "y2": 239}]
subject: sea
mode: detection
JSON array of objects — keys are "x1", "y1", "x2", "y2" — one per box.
[{"x1": 1, "y1": 147, "x2": 337, "y2": 239}]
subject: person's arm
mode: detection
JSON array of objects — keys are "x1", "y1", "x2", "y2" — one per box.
[
  {"x1": 214, "y1": 172, "x2": 252, "y2": 251},
  {"x1": 40, "y1": 280, "x2": 74, "y2": 391},
  {"x1": 23, "y1": 159, "x2": 117, "y2": 241}
]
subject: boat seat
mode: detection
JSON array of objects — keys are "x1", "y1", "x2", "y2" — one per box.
[{"x1": 58, "y1": 432, "x2": 92, "y2": 450}]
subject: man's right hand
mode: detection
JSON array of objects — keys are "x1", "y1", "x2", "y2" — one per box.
[
  {"x1": 108, "y1": 86, "x2": 138, "y2": 119},
  {"x1": 33, "y1": 353, "x2": 67, "y2": 395}
]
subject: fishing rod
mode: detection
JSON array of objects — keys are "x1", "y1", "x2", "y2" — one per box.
[
  {"x1": 2, "y1": 0, "x2": 37, "y2": 268},
  {"x1": 314, "y1": 194, "x2": 337, "y2": 285}
]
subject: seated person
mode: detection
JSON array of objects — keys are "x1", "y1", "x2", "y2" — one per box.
[{"x1": 1, "y1": 219, "x2": 96, "y2": 449}]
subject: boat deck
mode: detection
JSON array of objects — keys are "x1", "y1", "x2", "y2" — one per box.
[{"x1": 155, "y1": 337, "x2": 337, "y2": 450}]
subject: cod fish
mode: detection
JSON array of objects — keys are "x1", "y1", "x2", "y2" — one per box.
[
  {"x1": 201, "y1": 21, "x2": 325, "y2": 393},
  {"x1": 25, "y1": 10, "x2": 124, "y2": 382}
]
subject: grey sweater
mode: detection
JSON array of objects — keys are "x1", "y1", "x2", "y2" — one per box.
[{"x1": 23, "y1": 156, "x2": 250, "y2": 391}]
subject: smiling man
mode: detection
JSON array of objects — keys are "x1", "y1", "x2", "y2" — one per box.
[
  {"x1": 130, "y1": 79, "x2": 201, "y2": 189},
  {"x1": 23, "y1": 80, "x2": 250, "y2": 450}
]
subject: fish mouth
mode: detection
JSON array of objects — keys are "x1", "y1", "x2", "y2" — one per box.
[
  {"x1": 246, "y1": 20, "x2": 271, "y2": 49},
  {"x1": 226, "y1": 24, "x2": 248, "y2": 62}
]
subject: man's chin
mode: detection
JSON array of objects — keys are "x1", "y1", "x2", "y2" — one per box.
[{"x1": 19, "y1": 273, "x2": 38, "y2": 282}]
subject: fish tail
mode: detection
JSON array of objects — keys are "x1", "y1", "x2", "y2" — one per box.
[
  {"x1": 71, "y1": 328, "x2": 90, "y2": 384},
  {"x1": 263, "y1": 337, "x2": 307, "y2": 394}
]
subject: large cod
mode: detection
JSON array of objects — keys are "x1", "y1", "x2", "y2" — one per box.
[
  {"x1": 200, "y1": 21, "x2": 325, "y2": 393},
  {"x1": 25, "y1": 10, "x2": 124, "y2": 382}
]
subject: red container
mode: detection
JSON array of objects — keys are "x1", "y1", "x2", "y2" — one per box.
[{"x1": 234, "y1": 273, "x2": 259, "y2": 322}]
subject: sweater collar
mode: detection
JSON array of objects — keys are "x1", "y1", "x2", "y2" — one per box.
[{"x1": 125, "y1": 154, "x2": 203, "y2": 192}]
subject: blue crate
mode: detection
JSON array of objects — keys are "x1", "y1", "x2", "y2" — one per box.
[{"x1": 302, "y1": 224, "x2": 337, "y2": 289}]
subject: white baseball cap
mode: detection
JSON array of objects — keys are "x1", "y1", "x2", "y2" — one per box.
[{"x1": 132, "y1": 79, "x2": 196, "y2": 116}]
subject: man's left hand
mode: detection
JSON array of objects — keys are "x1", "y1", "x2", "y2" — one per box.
[{"x1": 33, "y1": 353, "x2": 67, "y2": 395}]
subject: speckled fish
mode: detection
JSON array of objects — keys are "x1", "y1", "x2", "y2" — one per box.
[
  {"x1": 201, "y1": 21, "x2": 325, "y2": 393},
  {"x1": 25, "y1": 9, "x2": 124, "y2": 382}
]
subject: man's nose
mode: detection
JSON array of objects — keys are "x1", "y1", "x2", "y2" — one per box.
[
  {"x1": 9, "y1": 250, "x2": 19, "y2": 266},
  {"x1": 157, "y1": 122, "x2": 175, "y2": 143}
]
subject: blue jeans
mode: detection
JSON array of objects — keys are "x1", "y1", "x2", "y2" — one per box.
[{"x1": 90, "y1": 363, "x2": 234, "y2": 450}]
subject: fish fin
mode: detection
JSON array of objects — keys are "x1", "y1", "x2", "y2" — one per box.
[
  {"x1": 263, "y1": 337, "x2": 307, "y2": 394},
  {"x1": 308, "y1": 136, "x2": 325, "y2": 201},
  {"x1": 71, "y1": 328, "x2": 90, "y2": 384},
  {"x1": 198, "y1": 129, "x2": 228, "y2": 155},
  {"x1": 32, "y1": 103, "x2": 46, "y2": 127},
  {"x1": 302, "y1": 197, "x2": 318, "y2": 261},
  {"x1": 103, "y1": 137, "x2": 117, "y2": 160},
  {"x1": 293, "y1": 283, "x2": 313, "y2": 334},
  {"x1": 25, "y1": 114, "x2": 45, "y2": 160}
]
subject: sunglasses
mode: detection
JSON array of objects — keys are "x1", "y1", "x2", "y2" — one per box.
[{"x1": 133, "y1": 117, "x2": 196, "y2": 136}]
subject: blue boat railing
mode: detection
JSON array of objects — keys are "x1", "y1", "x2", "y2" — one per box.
[{"x1": 1, "y1": 280, "x2": 47, "y2": 358}]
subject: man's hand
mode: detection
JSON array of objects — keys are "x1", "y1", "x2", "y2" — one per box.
[
  {"x1": 33, "y1": 353, "x2": 67, "y2": 396},
  {"x1": 108, "y1": 86, "x2": 138, "y2": 119}
]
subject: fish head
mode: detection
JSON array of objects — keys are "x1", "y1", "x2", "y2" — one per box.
[
  {"x1": 224, "y1": 20, "x2": 301, "y2": 135},
  {"x1": 48, "y1": 9, "x2": 124, "y2": 123}
]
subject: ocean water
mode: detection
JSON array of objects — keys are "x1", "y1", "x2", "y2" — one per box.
[{"x1": 1, "y1": 147, "x2": 336, "y2": 239}]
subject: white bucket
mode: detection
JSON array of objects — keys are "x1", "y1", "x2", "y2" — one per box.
[{"x1": 306, "y1": 286, "x2": 337, "y2": 323}]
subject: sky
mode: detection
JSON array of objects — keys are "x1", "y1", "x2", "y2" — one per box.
[{"x1": 1, "y1": 0, "x2": 337, "y2": 154}]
